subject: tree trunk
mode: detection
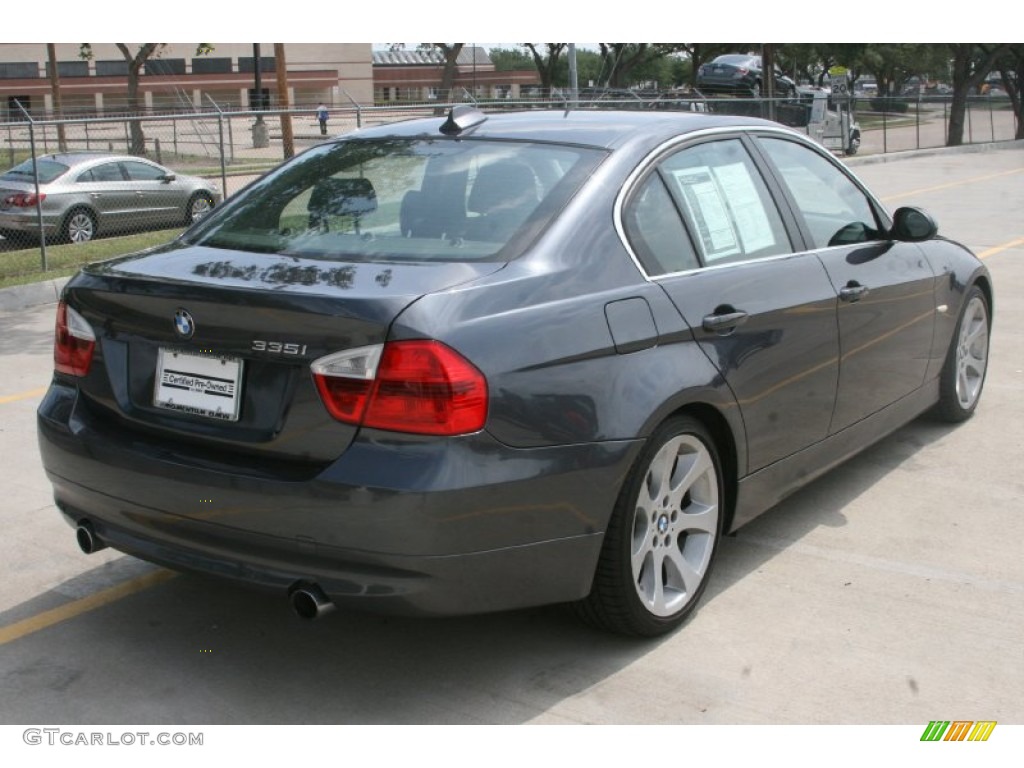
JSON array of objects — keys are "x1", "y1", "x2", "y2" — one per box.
[
  {"x1": 438, "y1": 44, "x2": 464, "y2": 101},
  {"x1": 998, "y1": 55, "x2": 1023, "y2": 140},
  {"x1": 117, "y1": 43, "x2": 159, "y2": 156},
  {"x1": 47, "y1": 44, "x2": 67, "y2": 151},
  {"x1": 947, "y1": 44, "x2": 1006, "y2": 147},
  {"x1": 525, "y1": 44, "x2": 564, "y2": 96}
]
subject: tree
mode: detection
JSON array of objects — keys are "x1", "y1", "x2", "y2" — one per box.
[
  {"x1": 425, "y1": 43, "x2": 464, "y2": 102},
  {"x1": 80, "y1": 43, "x2": 213, "y2": 156},
  {"x1": 489, "y1": 46, "x2": 535, "y2": 72},
  {"x1": 947, "y1": 44, "x2": 1009, "y2": 146},
  {"x1": 995, "y1": 44, "x2": 1023, "y2": 140},
  {"x1": 524, "y1": 44, "x2": 567, "y2": 95},
  {"x1": 46, "y1": 44, "x2": 67, "y2": 151},
  {"x1": 597, "y1": 44, "x2": 671, "y2": 89}
]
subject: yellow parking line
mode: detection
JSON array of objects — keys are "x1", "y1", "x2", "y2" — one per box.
[
  {"x1": 0, "y1": 386, "x2": 48, "y2": 405},
  {"x1": 0, "y1": 570, "x2": 176, "y2": 646},
  {"x1": 881, "y1": 167, "x2": 1024, "y2": 203},
  {"x1": 977, "y1": 236, "x2": 1024, "y2": 260}
]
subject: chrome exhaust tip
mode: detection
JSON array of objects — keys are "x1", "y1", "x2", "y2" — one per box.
[
  {"x1": 75, "y1": 521, "x2": 107, "y2": 554},
  {"x1": 289, "y1": 583, "x2": 335, "y2": 620}
]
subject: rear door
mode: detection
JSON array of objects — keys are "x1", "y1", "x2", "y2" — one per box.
[
  {"x1": 753, "y1": 134, "x2": 936, "y2": 433},
  {"x1": 622, "y1": 135, "x2": 840, "y2": 473}
]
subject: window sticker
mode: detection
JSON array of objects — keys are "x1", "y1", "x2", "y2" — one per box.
[
  {"x1": 672, "y1": 167, "x2": 740, "y2": 260},
  {"x1": 713, "y1": 162, "x2": 776, "y2": 253},
  {"x1": 669, "y1": 162, "x2": 777, "y2": 262}
]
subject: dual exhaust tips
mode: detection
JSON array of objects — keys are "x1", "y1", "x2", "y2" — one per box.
[{"x1": 74, "y1": 520, "x2": 336, "y2": 620}]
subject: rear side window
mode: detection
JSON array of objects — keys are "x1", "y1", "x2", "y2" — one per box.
[
  {"x1": 623, "y1": 174, "x2": 700, "y2": 276},
  {"x1": 659, "y1": 138, "x2": 791, "y2": 265},
  {"x1": 187, "y1": 138, "x2": 604, "y2": 263},
  {"x1": 79, "y1": 163, "x2": 125, "y2": 183},
  {"x1": 1, "y1": 158, "x2": 69, "y2": 184}
]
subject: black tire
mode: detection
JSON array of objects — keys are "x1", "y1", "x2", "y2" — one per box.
[
  {"x1": 186, "y1": 192, "x2": 215, "y2": 226},
  {"x1": 934, "y1": 285, "x2": 990, "y2": 422},
  {"x1": 574, "y1": 415, "x2": 724, "y2": 637},
  {"x1": 62, "y1": 207, "x2": 97, "y2": 244}
]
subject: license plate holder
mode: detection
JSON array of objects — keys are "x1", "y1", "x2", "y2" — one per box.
[{"x1": 154, "y1": 348, "x2": 243, "y2": 422}]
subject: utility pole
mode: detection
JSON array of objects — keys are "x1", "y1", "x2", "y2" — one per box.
[
  {"x1": 46, "y1": 44, "x2": 67, "y2": 151},
  {"x1": 251, "y1": 43, "x2": 269, "y2": 148},
  {"x1": 568, "y1": 44, "x2": 579, "y2": 106},
  {"x1": 274, "y1": 43, "x2": 294, "y2": 159},
  {"x1": 763, "y1": 43, "x2": 777, "y2": 122}
]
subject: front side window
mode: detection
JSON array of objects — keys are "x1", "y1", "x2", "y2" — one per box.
[
  {"x1": 186, "y1": 138, "x2": 603, "y2": 263},
  {"x1": 758, "y1": 136, "x2": 882, "y2": 249},
  {"x1": 122, "y1": 161, "x2": 167, "y2": 181},
  {"x1": 658, "y1": 138, "x2": 791, "y2": 265}
]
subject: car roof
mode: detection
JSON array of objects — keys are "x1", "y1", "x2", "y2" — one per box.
[
  {"x1": 42, "y1": 152, "x2": 155, "y2": 167},
  {"x1": 347, "y1": 109, "x2": 785, "y2": 153},
  {"x1": 714, "y1": 54, "x2": 759, "y2": 64}
]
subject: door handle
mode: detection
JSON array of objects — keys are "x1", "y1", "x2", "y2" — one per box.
[
  {"x1": 702, "y1": 310, "x2": 749, "y2": 333},
  {"x1": 839, "y1": 282, "x2": 869, "y2": 302}
]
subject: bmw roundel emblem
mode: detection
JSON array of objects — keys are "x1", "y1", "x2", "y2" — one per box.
[{"x1": 173, "y1": 308, "x2": 195, "y2": 339}]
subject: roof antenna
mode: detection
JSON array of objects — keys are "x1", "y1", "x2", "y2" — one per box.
[{"x1": 439, "y1": 105, "x2": 487, "y2": 136}]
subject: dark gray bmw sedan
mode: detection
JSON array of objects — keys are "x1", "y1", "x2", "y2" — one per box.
[{"x1": 37, "y1": 108, "x2": 992, "y2": 636}]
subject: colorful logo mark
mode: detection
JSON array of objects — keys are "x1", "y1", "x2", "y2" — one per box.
[{"x1": 921, "y1": 721, "x2": 997, "y2": 742}]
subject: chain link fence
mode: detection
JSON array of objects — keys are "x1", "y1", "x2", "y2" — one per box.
[{"x1": 2, "y1": 94, "x2": 1020, "y2": 268}]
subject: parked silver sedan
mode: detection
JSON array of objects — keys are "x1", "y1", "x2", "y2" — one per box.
[{"x1": 0, "y1": 152, "x2": 221, "y2": 245}]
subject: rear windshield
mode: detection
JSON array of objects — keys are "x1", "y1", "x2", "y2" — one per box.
[
  {"x1": 1, "y1": 158, "x2": 70, "y2": 184},
  {"x1": 185, "y1": 137, "x2": 604, "y2": 263}
]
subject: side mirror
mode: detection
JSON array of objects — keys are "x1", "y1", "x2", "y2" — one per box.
[{"x1": 890, "y1": 206, "x2": 937, "y2": 242}]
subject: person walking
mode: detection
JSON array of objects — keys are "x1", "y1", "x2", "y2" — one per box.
[{"x1": 316, "y1": 102, "x2": 329, "y2": 136}]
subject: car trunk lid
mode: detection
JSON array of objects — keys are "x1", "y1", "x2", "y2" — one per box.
[{"x1": 62, "y1": 243, "x2": 502, "y2": 469}]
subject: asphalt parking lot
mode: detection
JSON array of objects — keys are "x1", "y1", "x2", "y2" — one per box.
[{"x1": 0, "y1": 143, "x2": 1022, "y2": 731}]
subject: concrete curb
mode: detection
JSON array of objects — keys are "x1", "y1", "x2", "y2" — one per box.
[
  {"x1": 845, "y1": 138, "x2": 1024, "y2": 166},
  {"x1": 0, "y1": 277, "x2": 69, "y2": 313}
]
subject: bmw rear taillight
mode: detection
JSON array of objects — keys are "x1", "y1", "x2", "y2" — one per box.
[
  {"x1": 54, "y1": 301, "x2": 96, "y2": 377},
  {"x1": 312, "y1": 340, "x2": 488, "y2": 436},
  {"x1": 3, "y1": 192, "x2": 46, "y2": 207}
]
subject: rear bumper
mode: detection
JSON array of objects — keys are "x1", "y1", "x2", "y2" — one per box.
[
  {"x1": 38, "y1": 381, "x2": 641, "y2": 616},
  {"x1": 0, "y1": 209, "x2": 61, "y2": 235}
]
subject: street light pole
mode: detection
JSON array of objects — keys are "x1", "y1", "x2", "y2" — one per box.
[{"x1": 252, "y1": 43, "x2": 268, "y2": 148}]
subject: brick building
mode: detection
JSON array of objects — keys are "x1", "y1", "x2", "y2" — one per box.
[{"x1": 0, "y1": 43, "x2": 373, "y2": 119}]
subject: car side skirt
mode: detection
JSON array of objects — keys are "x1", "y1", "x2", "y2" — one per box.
[{"x1": 731, "y1": 378, "x2": 940, "y2": 531}]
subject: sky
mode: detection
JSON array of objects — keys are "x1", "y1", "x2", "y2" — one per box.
[{"x1": 3, "y1": 2, "x2": 999, "y2": 44}]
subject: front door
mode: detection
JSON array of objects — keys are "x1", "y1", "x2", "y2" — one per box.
[{"x1": 754, "y1": 134, "x2": 936, "y2": 433}]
